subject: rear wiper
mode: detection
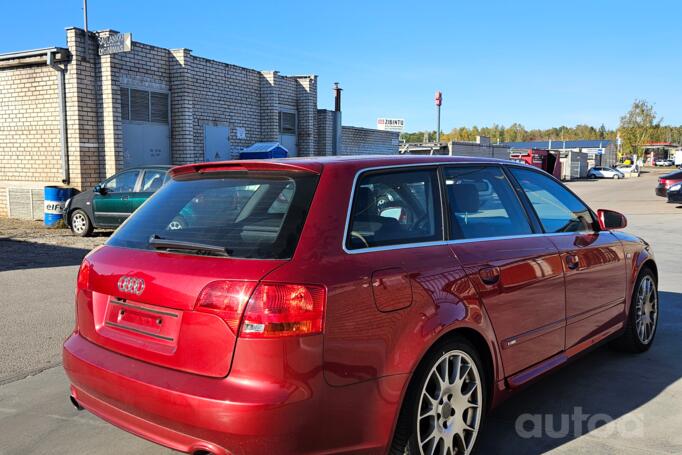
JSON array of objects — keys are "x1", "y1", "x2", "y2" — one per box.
[{"x1": 149, "y1": 235, "x2": 231, "y2": 257}]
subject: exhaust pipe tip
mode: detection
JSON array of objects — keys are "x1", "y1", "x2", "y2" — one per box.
[{"x1": 69, "y1": 395, "x2": 84, "y2": 411}]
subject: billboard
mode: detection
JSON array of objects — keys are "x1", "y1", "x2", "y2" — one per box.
[{"x1": 377, "y1": 118, "x2": 405, "y2": 133}]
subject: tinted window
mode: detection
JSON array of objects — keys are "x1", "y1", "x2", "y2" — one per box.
[
  {"x1": 444, "y1": 166, "x2": 532, "y2": 240},
  {"x1": 103, "y1": 170, "x2": 140, "y2": 193},
  {"x1": 140, "y1": 170, "x2": 166, "y2": 192},
  {"x1": 108, "y1": 172, "x2": 319, "y2": 259},
  {"x1": 347, "y1": 169, "x2": 442, "y2": 249},
  {"x1": 510, "y1": 167, "x2": 594, "y2": 233}
]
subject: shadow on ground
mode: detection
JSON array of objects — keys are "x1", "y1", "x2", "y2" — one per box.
[
  {"x1": 477, "y1": 290, "x2": 682, "y2": 454},
  {"x1": 0, "y1": 239, "x2": 93, "y2": 272}
]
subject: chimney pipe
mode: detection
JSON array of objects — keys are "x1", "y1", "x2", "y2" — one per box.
[{"x1": 333, "y1": 82, "x2": 342, "y2": 112}]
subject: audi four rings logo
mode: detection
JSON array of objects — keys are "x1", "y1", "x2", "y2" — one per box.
[{"x1": 117, "y1": 276, "x2": 145, "y2": 295}]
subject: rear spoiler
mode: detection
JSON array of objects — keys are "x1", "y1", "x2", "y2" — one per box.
[{"x1": 169, "y1": 160, "x2": 323, "y2": 178}]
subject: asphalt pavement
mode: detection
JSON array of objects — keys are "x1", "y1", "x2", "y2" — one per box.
[{"x1": 0, "y1": 168, "x2": 680, "y2": 455}]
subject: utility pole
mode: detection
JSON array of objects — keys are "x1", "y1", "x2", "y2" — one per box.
[{"x1": 435, "y1": 91, "x2": 442, "y2": 143}]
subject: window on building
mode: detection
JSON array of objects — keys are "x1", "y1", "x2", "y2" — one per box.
[
  {"x1": 346, "y1": 169, "x2": 442, "y2": 250},
  {"x1": 120, "y1": 88, "x2": 130, "y2": 121},
  {"x1": 444, "y1": 166, "x2": 533, "y2": 240},
  {"x1": 150, "y1": 92, "x2": 169, "y2": 124},
  {"x1": 279, "y1": 111, "x2": 296, "y2": 135},
  {"x1": 119, "y1": 88, "x2": 169, "y2": 124},
  {"x1": 130, "y1": 89, "x2": 150, "y2": 122}
]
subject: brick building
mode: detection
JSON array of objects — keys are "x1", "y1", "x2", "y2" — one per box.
[{"x1": 0, "y1": 28, "x2": 398, "y2": 219}]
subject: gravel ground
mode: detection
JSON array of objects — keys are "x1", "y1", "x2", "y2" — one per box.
[{"x1": 0, "y1": 219, "x2": 110, "y2": 271}]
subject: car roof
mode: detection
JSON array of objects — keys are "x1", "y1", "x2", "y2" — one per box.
[
  {"x1": 172, "y1": 155, "x2": 516, "y2": 176},
  {"x1": 120, "y1": 165, "x2": 173, "y2": 172}
]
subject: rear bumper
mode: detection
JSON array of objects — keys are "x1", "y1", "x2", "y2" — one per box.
[
  {"x1": 655, "y1": 185, "x2": 667, "y2": 197},
  {"x1": 64, "y1": 333, "x2": 321, "y2": 454},
  {"x1": 63, "y1": 333, "x2": 403, "y2": 454}
]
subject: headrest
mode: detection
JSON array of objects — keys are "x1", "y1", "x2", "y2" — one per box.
[
  {"x1": 354, "y1": 187, "x2": 374, "y2": 219},
  {"x1": 449, "y1": 183, "x2": 480, "y2": 213}
]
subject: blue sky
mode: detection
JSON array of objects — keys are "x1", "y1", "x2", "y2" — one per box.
[{"x1": 1, "y1": 0, "x2": 680, "y2": 132}]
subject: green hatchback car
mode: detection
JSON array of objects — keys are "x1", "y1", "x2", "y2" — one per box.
[{"x1": 65, "y1": 166, "x2": 172, "y2": 236}]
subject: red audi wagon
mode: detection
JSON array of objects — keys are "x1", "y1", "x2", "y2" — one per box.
[{"x1": 63, "y1": 156, "x2": 658, "y2": 455}]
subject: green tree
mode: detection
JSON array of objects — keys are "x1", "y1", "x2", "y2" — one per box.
[{"x1": 618, "y1": 100, "x2": 662, "y2": 157}]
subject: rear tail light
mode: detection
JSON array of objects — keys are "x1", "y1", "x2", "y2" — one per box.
[
  {"x1": 196, "y1": 281, "x2": 257, "y2": 334},
  {"x1": 195, "y1": 281, "x2": 326, "y2": 338},
  {"x1": 74, "y1": 259, "x2": 91, "y2": 332},
  {"x1": 76, "y1": 259, "x2": 91, "y2": 290},
  {"x1": 241, "y1": 283, "x2": 326, "y2": 338}
]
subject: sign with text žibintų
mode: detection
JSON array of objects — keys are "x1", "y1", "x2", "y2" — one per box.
[
  {"x1": 98, "y1": 33, "x2": 132, "y2": 56},
  {"x1": 377, "y1": 118, "x2": 405, "y2": 133}
]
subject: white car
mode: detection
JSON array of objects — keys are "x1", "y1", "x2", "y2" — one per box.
[
  {"x1": 654, "y1": 159, "x2": 674, "y2": 167},
  {"x1": 587, "y1": 166, "x2": 625, "y2": 179},
  {"x1": 616, "y1": 164, "x2": 640, "y2": 176}
]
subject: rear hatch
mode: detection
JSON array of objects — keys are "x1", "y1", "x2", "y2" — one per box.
[{"x1": 76, "y1": 162, "x2": 320, "y2": 378}]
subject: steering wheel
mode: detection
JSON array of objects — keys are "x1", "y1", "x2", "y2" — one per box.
[{"x1": 351, "y1": 231, "x2": 370, "y2": 248}]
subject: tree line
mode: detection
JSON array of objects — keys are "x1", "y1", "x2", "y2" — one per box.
[{"x1": 402, "y1": 100, "x2": 682, "y2": 157}]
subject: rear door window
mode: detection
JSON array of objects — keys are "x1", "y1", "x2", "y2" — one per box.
[
  {"x1": 509, "y1": 167, "x2": 594, "y2": 233},
  {"x1": 346, "y1": 169, "x2": 442, "y2": 250},
  {"x1": 444, "y1": 166, "x2": 533, "y2": 240},
  {"x1": 107, "y1": 172, "x2": 319, "y2": 259},
  {"x1": 140, "y1": 169, "x2": 166, "y2": 192}
]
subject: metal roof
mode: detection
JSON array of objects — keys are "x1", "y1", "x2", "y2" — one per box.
[
  {"x1": 0, "y1": 47, "x2": 68, "y2": 61},
  {"x1": 242, "y1": 142, "x2": 288, "y2": 153},
  {"x1": 503, "y1": 139, "x2": 613, "y2": 149}
]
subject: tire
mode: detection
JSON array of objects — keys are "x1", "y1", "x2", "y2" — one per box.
[
  {"x1": 390, "y1": 337, "x2": 486, "y2": 455},
  {"x1": 588, "y1": 174, "x2": 597, "y2": 179},
  {"x1": 612, "y1": 174, "x2": 619, "y2": 180},
  {"x1": 70, "y1": 209, "x2": 93, "y2": 237},
  {"x1": 611, "y1": 268, "x2": 658, "y2": 353}
]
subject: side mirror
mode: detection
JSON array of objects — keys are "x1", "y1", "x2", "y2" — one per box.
[
  {"x1": 94, "y1": 185, "x2": 107, "y2": 195},
  {"x1": 597, "y1": 209, "x2": 627, "y2": 230}
]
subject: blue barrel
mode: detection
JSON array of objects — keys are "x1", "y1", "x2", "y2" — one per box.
[{"x1": 44, "y1": 186, "x2": 76, "y2": 227}]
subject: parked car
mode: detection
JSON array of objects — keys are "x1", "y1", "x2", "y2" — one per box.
[
  {"x1": 666, "y1": 182, "x2": 682, "y2": 203},
  {"x1": 654, "y1": 159, "x2": 674, "y2": 167},
  {"x1": 63, "y1": 156, "x2": 658, "y2": 455},
  {"x1": 616, "y1": 163, "x2": 640, "y2": 177},
  {"x1": 655, "y1": 170, "x2": 682, "y2": 197},
  {"x1": 587, "y1": 166, "x2": 625, "y2": 179},
  {"x1": 65, "y1": 166, "x2": 172, "y2": 236}
]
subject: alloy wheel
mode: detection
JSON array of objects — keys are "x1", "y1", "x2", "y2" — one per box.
[
  {"x1": 416, "y1": 350, "x2": 482, "y2": 455},
  {"x1": 635, "y1": 275, "x2": 657, "y2": 344},
  {"x1": 72, "y1": 212, "x2": 87, "y2": 234}
]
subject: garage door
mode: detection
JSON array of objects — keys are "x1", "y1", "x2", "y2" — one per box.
[{"x1": 120, "y1": 88, "x2": 171, "y2": 168}]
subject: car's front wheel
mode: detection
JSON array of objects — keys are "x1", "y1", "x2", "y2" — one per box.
[
  {"x1": 612, "y1": 268, "x2": 658, "y2": 353},
  {"x1": 70, "y1": 209, "x2": 93, "y2": 237},
  {"x1": 391, "y1": 337, "x2": 486, "y2": 455}
]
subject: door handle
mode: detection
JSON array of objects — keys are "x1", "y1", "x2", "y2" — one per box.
[
  {"x1": 479, "y1": 266, "x2": 500, "y2": 285},
  {"x1": 565, "y1": 254, "x2": 580, "y2": 270}
]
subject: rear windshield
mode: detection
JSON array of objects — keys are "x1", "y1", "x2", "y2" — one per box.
[{"x1": 107, "y1": 171, "x2": 319, "y2": 259}]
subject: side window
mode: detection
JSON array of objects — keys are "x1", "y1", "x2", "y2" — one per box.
[
  {"x1": 444, "y1": 166, "x2": 533, "y2": 240},
  {"x1": 509, "y1": 167, "x2": 594, "y2": 233},
  {"x1": 103, "y1": 170, "x2": 140, "y2": 193},
  {"x1": 140, "y1": 170, "x2": 166, "y2": 193},
  {"x1": 347, "y1": 169, "x2": 442, "y2": 250}
]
